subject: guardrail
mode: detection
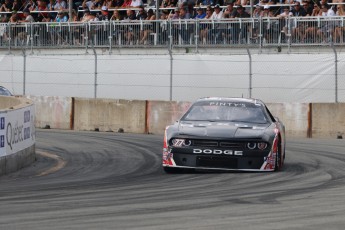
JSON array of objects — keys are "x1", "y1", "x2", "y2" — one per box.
[{"x1": 1, "y1": 16, "x2": 345, "y2": 49}]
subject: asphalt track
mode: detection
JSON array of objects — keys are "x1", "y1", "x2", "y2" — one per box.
[{"x1": 1, "y1": 129, "x2": 345, "y2": 230}]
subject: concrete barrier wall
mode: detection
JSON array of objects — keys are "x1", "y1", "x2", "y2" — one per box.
[
  {"x1": 0, "y1": 96, "x2": 23, "y2": 110},
  {"x1": 147, "y1": 101, "x2": 192, "y2": 134},
  {"x1": 267, "y1": 103, "x2": 309, "y2": 138},
  {"x1": 0, "y1": 96, "x2": 36, "y2": 176},
  {"x1": 27, "y1": 96, "x2": 72, "y2": 130},
  {"x1": 0, "y1": 145, "x2": 35, "y2": 175},
  {"x1": 24, "y1": 95, "x2": 345, "y2": 139},
  {"x1": 73, "y1": 98, "x2": 146, "y2": 133},
  {"x1": 312, "y1": 103, "x2": 345, "y2": 138}
]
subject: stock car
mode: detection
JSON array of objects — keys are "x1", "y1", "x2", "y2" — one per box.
[{"x1": 162, "y1": 97, "x2": 286, "y2": 173}]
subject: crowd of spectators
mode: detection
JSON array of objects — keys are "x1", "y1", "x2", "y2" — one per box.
[
  {"x1": 0, "y1": 0, "x2": 344, "y2": 45},
  {"x1": 0, "y1": 0, "x2": 343, "y2": 23}
]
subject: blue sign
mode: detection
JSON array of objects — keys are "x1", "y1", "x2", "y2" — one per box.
[
  {"x1": 0, "y1": 117, "x2": 4, "y2": 130},
  {"x1": 0, "y1": 135, "x2": 4, "y2": 148}
]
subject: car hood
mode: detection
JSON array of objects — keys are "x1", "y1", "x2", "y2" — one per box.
[{"x1": 177, "y1": 121, "x2": 271, "y2": 139}]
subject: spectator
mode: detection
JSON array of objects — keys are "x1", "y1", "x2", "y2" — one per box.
[
  {"x1": 301, "y1": 4, "x2": 322, "y2": 43},
  {"x1": 235, "y1": 0, "x2": 247, "y2": 7},
  {"x1": 278, "y1": 6, "x2": 292, "y2": 41},
  {"x1": 169, "y1": 7, "x2": 180, "y2": 19},
  {"x1": 179, "y1": 6, "x2": 190, "y2": 19},
  {"x1": 0, "y1": 0, "x2": 13, "y2": 12},
  {"x1": 211, "y1": 4, "x2": 223, "y2": 19},
  {"x1": 196, "y1": 0, "x2": 215, "y2": 6},
  {"x1": 103, "y1": 0, "x2": 115, "y2": 8},
  {"x1": 83, "y1": 0, "x2": 102, "y2": 10},
  {"x1": 252, "y1": 4, "x2": 263, "y2": 18},
  {"x1": 140, "y1": 8, "x2": 155, "y2": 44},
  {"x1": 136, "y1": 5, "x2": 147, "y2": 20},
  {"x1": 123, "y1": 9, "x2": 137, "y2": 44},
  {"x1": 194, "y1": 7, "x2": 206, "y2": 19},
  {"x1": 113, "y1": 0, "x2": 124, "y2": 7},
  {"x1": 95, "y1": 5, "x2": 110, "y2": 20},
  {"x1": 31, "y1": 0, "x2": 50, "y2": 22},
  {"x1": 69, "y1": 9, "x2": 79, "y2": 21},
  {"x1": 159, "y1": 10, "x2": 169, "y2": 44},
  {"x1": 249, "y1": 4, "x2": 263, "y2": 41},
  {"x1": 223, "y1": 3, "x2": 236, "y2": 18},
  {"x1": 9, "y1": 10, "x2": 19, "y2": 22},
  {"x1": 302, "y1": 1, "x2": 313, "y2": 16},
  {"x1": 11, "y1": 0, "x2": 22, "y2": 12},
  {"x1": 53, "y1": 0, "x2": 67, "y2": 10},
  {"x1": 230, "y1": 5, "x2": 250, "y2": 43},
  {"x1": 81, "y1": 8, "x2": 96, "y2": 21},
  {"x1": 261, "y1": 5, "x2": 278, "y2": 43},
  {"x1": 209, "y1": 4, "x2": 225, "y2": 43},
  {"x1": 290, "y1": 1, "x2": 307, "y2": 42},
  {"x1": 20, "y1": 8, "x2": 35, "y2": 22},
  {"x1": 161, "y1": 0, "x2": 176, "y2": 7},
  {"x1": 317, "y1": 4, "x2": 336, "y2": 43},
  {"x1": 130, "y1": 0, "x2": 143, "y2": 7},
  {"x1": 121, "y1": 0, "x2": 132, "y2": 7},
  {"x1": 334, "y1": 5, "x2": 345, "y2": 43},
  {"x1": 199, "y1": 5, "x2": 213, "y2": 44},
  {"x1": 291, "y1": 1, "x2": 307, "y2": 16},
  {"x1": 110, "y1": 9, "x2": 122, "y2": 20}
]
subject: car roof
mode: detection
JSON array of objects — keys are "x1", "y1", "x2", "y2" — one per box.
[{"x1": 196, "y1": 97, "x2": 264, "y2": 104}]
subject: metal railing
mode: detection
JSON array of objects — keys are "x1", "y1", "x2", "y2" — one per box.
[{"x1": 1, "y1": 16, "x2": 345, "y2": 50}]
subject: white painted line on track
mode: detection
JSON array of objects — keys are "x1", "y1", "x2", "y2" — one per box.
[{"x1": 36, "y1": 151, "x2": 67, "y2": 177}]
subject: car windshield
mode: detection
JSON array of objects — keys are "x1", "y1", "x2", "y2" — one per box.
[
  {"x1": 182, "y1": 101, "x2": 268, "y2": 124},
  {"x1": 0, "y1": 87, "x2": 12, "y2": 96}
]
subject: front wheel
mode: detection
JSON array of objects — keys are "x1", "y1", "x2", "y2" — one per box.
[
  {"x1": 163, "y1": 167, "x2": 194, "y2": 174},
  {"x1": 163, "y1": 167, "x2": 182, "y2": 174},
  {"x1": 274, "y1": 140, "x2": 282, "y2": 172}
]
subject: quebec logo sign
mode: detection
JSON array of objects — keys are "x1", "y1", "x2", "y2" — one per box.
[
  {"x1": 0, "y1": 135, "x2": 4, "y2": 148},
  {"x1": 0, "y1": 117, "x2": 5, "y2": 148}
]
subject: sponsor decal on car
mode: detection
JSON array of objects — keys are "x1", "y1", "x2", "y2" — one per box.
[{"x1": 193, "y1": 149, "x2": 243, "y2": 155}]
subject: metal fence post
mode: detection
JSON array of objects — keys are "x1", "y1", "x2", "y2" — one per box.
[
  {"x1": 331, "y1": 43, "x2": 338, "y2": 103},
  {"x1": 91, "y1": 41, "x2": 98, "y2": 99},
  {"x1": 246, "y1": 48, "x2": 252, "y2": 98},
  {"x1": 21, "y1": 45, "x2": 26, "y2": 95},
  {"x1": 169, "y1": 43, "x2": 173, "y2": 101}
]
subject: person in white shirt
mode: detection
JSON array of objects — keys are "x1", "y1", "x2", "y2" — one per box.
[
  {"x1": 210, "y1": 4, "x2": 225, "y2": 44},
  {"x1": 130, "y1": 0, "x2": 143, "y2": 7},
  {"x1": 211, "y1": 4, "x2": 223, "y2": 20}
]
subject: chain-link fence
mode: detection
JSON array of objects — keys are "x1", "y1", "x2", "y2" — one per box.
[{"x1": 1, "y1": 45, "x2": 344, "y2": 103}]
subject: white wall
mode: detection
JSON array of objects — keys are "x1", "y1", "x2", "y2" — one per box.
[{"x1": 1, "y1": 50, "x2": 344, "y2": 102}]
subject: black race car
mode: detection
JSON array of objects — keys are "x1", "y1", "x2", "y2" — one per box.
[{"x1": 162, "y1": 97, "x2": 285, "y2": 172}]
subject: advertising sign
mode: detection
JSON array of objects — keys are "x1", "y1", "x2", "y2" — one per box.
[
  {"x1": 4, "y1": 105, "x2": 35, "y2": 156},
  {"x1": 0, "y1": 112, "x2": 6, "y2": 157}
]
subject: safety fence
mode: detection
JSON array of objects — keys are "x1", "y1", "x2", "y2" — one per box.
[
  {"x1": 1, "y1": 48, "x2": 345, "y2": 103},
  {"x1": 1, "y1": 16, "x2": 345, "y2": 50}
]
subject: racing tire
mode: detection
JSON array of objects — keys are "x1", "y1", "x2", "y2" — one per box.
[
  {"x1": 274, "y1": 140, "x2": 282, "y2": 172},
  {"x1": 163, "y1": 167, "x2": 194, "y2": 174},
  {"x1": 163, "y1": 167, "x2": 182, "y2": 173}
]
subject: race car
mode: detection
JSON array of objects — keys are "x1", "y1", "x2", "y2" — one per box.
[{"x1": 162, "y1": 97, "x2": 285, "y2": 172}]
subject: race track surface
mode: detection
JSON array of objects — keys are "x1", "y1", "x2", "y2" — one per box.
[{"x1": 1, "y1": 129, "x2": 345, "y2": 230}]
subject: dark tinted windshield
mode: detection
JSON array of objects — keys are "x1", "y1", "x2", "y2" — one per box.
[{"x1": 182, "y1": 101, "x2": 268, "y2": 124}]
